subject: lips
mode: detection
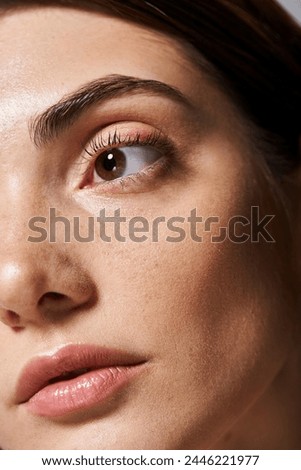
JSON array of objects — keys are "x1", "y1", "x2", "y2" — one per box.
[{"x1": 16, "y1": 344, "x2": 146, "y2": 417}]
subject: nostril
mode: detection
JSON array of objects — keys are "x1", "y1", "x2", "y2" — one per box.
[
  {"x1": 0, "y1": 310, "x2": 21, "y2": 327},
  {"x1": 38, "y1": 291, "x2": 83, "y2": 321},
  {"x1": 38, "y1": 292, "x2": 67, "y2": 308},
  {"x1": 44, "y1": 292, "x2": 65, "y2": 301},
  {"x1": 7, "y1": 310, "x2": 20, "y2": 324}
]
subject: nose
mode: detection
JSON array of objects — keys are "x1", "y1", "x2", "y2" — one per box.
[
  {"x1": 0, "y1": 118, "x2": 97, "y2": 329},
  {"x1": 0, "y1": 247, "x2": 97, "y2": 329}
]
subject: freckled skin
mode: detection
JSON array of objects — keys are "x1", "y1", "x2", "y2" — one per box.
[{"x1": 0, "y1": 6, "x2": 300, "y2": 450}]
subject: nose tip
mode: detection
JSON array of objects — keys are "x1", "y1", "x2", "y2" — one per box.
[
  {"x1": 0, "y1": 254, "x2": 97, "y2": 328},
  {"x1": 0, "y1": 261, "x2": 45, "y2": 316},
  {"x1": 0, "y1": 259, "x2": 45, "y2": 312}
]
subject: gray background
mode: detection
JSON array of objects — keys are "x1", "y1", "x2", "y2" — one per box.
[{"x1": 277, "y1": 0, "x2": 301, "y2": 23}]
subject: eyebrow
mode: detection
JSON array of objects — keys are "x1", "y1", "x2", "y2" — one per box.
[{"x1": 29, "y1": 74, "x2": 192, "y2": 147}]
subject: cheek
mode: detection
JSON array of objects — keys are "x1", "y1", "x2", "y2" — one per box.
[{"x1": 83, "y1": 156, "x2": 296, "y2": 446}]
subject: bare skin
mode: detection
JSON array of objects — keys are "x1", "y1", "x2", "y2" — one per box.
[{"x1": 0, "y1": 6, "x2": 300, "y2": 449}]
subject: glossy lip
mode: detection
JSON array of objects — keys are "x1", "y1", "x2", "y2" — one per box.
[{"x1": 16, "y1": 344, "x2": 147, "y2": 417}]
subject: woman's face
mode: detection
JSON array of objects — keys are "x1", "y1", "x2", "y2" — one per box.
[{"x1": 0, "y1": 6, "x2": 299, "y2": 449}]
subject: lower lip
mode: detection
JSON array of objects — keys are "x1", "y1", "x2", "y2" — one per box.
[{"x1": 25, "y1": 365, "x2": 142, "y2": 417}]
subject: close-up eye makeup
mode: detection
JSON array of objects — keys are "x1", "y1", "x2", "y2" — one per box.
[{"x1": 0, "y1": 0, "x2": 300, "y2": 462}]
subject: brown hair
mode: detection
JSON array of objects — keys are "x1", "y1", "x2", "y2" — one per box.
[{"x1": 1, "y1": 0, "x2": 301, "y2": 170}]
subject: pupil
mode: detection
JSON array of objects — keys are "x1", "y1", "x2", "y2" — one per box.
[
  {"x1": 103, "y1": 153, "x2": 116, "y2": 171},
  {"x1": 95, "y1": 148, "x2": 126, "y2": 181}
]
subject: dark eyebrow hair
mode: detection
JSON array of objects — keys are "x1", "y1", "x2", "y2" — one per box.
[{"x1": 29, "y1": 74, "x2": 192, "y2": 147}]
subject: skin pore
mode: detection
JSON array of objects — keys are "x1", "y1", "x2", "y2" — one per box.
[{"x1": 0, "y1": 5, "x2": 300, "y2": 449}]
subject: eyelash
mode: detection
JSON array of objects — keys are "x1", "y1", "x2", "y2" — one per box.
[{"x1": 80, "y1": 127, "x2": 176, "y2": 192}]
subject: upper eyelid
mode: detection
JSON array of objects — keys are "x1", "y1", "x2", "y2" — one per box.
[
  {"x1": 84, "y1": 128, "x2": 121, "y2": 156},
  {"x1": 87, "y1": 128, "x2": 142, "y2": 150},
  {"x1": 83, "y1": 126, "x2": 164, "y2": 156}
]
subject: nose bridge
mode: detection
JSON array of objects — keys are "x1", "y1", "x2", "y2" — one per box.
[
  {"x1": 0, "y1": 168, "x2": 48, "y2": 250},
  {"x1": 0, "y1": 178, "x2": 53, "y2": 299}
]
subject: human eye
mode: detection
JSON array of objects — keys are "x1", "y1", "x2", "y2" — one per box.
[{"x1": 79, "y1": 123, "x2": 177, "y2": 194}]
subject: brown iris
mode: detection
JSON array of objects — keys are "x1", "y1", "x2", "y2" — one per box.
[{"x1": 94, "y1": 149, "x2": 126, "y2": 181}]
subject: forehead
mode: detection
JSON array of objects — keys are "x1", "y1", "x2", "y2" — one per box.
[{"x1": 0, "y1": 7, "x2": 204, "y2": 115}]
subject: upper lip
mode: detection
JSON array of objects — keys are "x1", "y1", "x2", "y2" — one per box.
[{"x1": 15, "y1": 344, "x2": 145, "y2": 404}]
